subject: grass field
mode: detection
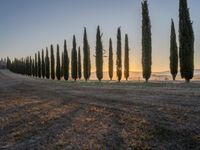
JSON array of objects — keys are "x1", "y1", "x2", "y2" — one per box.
[{"x1": 0, "y1": 70, "x2": 200, "y2": 150}]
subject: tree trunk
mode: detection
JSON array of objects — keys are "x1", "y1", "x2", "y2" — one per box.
[{"x1": 185, "y1": 79, "x2": 190, "y2": 83}]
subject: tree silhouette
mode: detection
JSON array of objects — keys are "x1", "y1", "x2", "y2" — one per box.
[
  {"x1": 142, "y1": 0, "x2": 152, "y2": 82},
  {"x1": 51, "y1": 45, "x2": 55, "y2": 80},
  {"x1": 170, "y1": 19, "x2": 178, "y2": 81},
  {"x1": 61, "y1": 52, "x2": 64, "y2": 78},
  {"x1": 29, "y1": 56, "x2": 32, "y2": 76},
  {"x1": 38, "y1": 51, "x2": 41, "y2": 78},
  {"x1": 25, "y1": 57, "x2": 29, "y2": 75},
  {"x1": 42, "y1": 49, "x2": 45, "y2": 78},
  {"x1": 116, "y1": 27, "x2": 122, "y2": 82},
  {"x1": 179, "y1": 0, "x2": 194, "y2": 82},
  {"x1": 96, "y1": 26, "x2": 103, "y2": 81},
  {"x1": 88, "y1": 46, "x2": 91, "y2": 78},
  {"x1": 108, "y1": 38, "x2": 113, "y2": 80},
  {"x1": 124, "y1": 34, "x2": 129, "y2": 81},
  {"x1": 32, "y1": 59, "x2": 35, "y2": 77},
  {"x1": 56, "y1": 44, "x2": 61, "y2": 80},
  {"x1": 45, "y1": 47, "x2": 50, "y2": 79},
  {"x1": 6, "y1": 57, "x2": 11, "y2": 70},
  {"x1": 71, "y1": 35, "x2": 77, "y2": 81},
  {"x1": 78, "y1": 46, "x2": 82, "y2": 79},
  {"x1": 63, "y1": 40, "x2": 69, "y2": 81},
  {"x1": 35, "y1": 53, "x2": 38, "y2": 77},
  {"x1": 83, "y1": 27, "x2": 90, "y2": 81}
]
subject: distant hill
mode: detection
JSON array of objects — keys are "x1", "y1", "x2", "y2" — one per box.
[{"x1": 89, "y1": 69, "x2": 200, "y2": 80}]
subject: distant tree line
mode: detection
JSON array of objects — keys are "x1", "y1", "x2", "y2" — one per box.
[{"x1": 6, "y1": 0, "x2": 194, "y2": 83}]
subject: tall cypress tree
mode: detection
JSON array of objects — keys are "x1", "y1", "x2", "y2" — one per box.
[
  {"x1": 61, "y1": 52, "x2": 64, "y2": 78},
  {"x1": 42, "y1": 49, "x2": 45, "y2": 78},
  {"x1": 124, "y1": 34, "x2": 130, "y2": 81},
  {"x1": 56, "y1": 44, "x2": 61, "y2": 80},
  {"x1": 179, "y1": 0, "x2": 194, "y2": 82},
  {"x1": 25, "y1": 57, "x2": 29, "y2": 75},
  {"x1": 38, "y1": 51, "x2": 41, "y2": 78},
  {"x1": 116, "y1": 27, "x2": 122, "y2": 82},
  {"x1": 32, "y1": 59, "x2": 35, "y2": 77},
  {"x1": 45, "y1": 47, "x2": 50, "y2": 79},
  {"x1": 29, "y1": 56, "x2": 32, "y2": 76},
  {"x1": 35, "y1": 53, "x2": 38, "y2": 77},
  {"x1": 6, "y1": 57, "x2": 11, "y2": 70},
  {"x1": 88, "y1": 46, "x2": 91, "y2": 78},
  {"x1": 51, "y1": 45, "x2": 55, "y2": 80},
  {"x1": 63, "y1": 40, "x2": 69, "y2": 80},
  {"x1": 142, "y1": 0, "x2": 152, "y2": 82},
  {"x1": 83, "y1": 27, "x2": 90, "y2": 81},
  {"x1": 78, "y1": 46, "x2": 82, "y2": 79},
  {"x1": 25, "y1": 57, "x2": 28, "y2": 75},
  {"x1": 108, "y1": 38, "x2": 113, "y2": 80},
  {"x1": 96, "y1": 26, "x2": 103, "y2": 81},
  {"x1": 23, "y1": 58, "x2": 26, "y2": 75},
  {"x1": 170, "y1": 19, "x2": 178, "y2": 81},
  {"x1": 71, "y1": 35, "x2": 78, "y2": 81}
]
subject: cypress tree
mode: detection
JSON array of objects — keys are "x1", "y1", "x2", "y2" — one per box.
[
  {"x1": 27, "y1": 58, "x2": 29, "y2": 75},
  {"x1": 96, "y1": 26, "x2": 103, "y2": 81},
  {"x1": 6, "y1": 57, "x2": 9, "y2": 69},
  {"x1": 71, "y1": 35, "x2": 78, "y2": 81},
  {"x1": 24, "y1": 58, "x2": 26, "y2": 75},
  {"x1": 24, "y1": 58, "x2": 28, "y2": 75},
  {"x1": 23, "y1": 58, "x2": 26, "y2": 75},
  {"x1": 63, "y1": 40, "x2": 69, "y2": 80},
  {"x1": 88, "y1": 46, "x2": 91, "y2": 78},
  {"x1": 6, "y1": 57, "x2": 11, "y2": 70},
  {"x1": 38, "y1": 51, "x2": 41, "y2": 78},
  {"x1": 142, "y1": 0, "x2": 152, "y2": 82},
  {"x1": 27, "y1": 57, "x2": 29, "y2": 75},
  {"x1": 25, "y1": 57, "x2": 28, "y2": 75},
  {"x1": 78, "y1": 46, "x2": 82, "y2": 79},
  {"x1": 170, "y1": 19, "x2": 178, "y2": 81},
  {"x1": 42, "y1": 49, "x2": 45, "y2": 78},
  {"x1": 29, "y1": 56, "x2": 32, "y2": 76},
  {"x1": 61, "y1": 52, "x2": 64, "y2": 78},
  {"x1": 83, "y1": 27, "x2": 90, "y2": 81},
  {"x1": 116, "y1": 27, "x2": 122, "y2": 82},
  {"x1": 124, "y1": 34, "x2": 130, "y2": 80},
  {"x1": 35, "y1": 53, "x2": 38, "y2": 77},
  {"x1": 51, "y1": 45, "x2": 55, "y2": 80},
  {"x1": 32, "y1": 59, "x2": 35, "y2": 77},
  {"x1": 45, "y1": 47, "x2": 50, "y2": 79},
  {"x1": 108, "y1": 38, "x2": 113, "y2": 80},
  {"x1": 25, "y1": 57, "x2": 27, "y2": 75},
  {"x1": 56, "y1": 44, "x2": 61, "y2": 80},
  {"x1": 179, "y1": 0, "x2": 194, "y2": 82}
]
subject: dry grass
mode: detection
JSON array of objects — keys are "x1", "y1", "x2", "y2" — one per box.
[{"x1": 0, "y1": 70, "x2": 200, "y2": 150}]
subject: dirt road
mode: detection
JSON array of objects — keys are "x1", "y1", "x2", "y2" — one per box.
[{"x1": 0, "y1": 70, "x2": 200, "y2": 150}]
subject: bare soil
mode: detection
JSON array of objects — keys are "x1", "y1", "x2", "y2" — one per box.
[{"x1": 0, "y1": 70, "x2": 200, "y2": 150}]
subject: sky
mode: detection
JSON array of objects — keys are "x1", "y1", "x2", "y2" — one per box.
[{"x1": 0, "y1": 0, "x2": 199, "y2": 72}]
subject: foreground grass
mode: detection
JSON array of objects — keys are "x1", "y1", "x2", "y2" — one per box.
[{"x1": 0, "y1": 70, "x2": 200, "y2": 150}]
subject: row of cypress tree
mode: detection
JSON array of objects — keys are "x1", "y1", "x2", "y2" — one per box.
[
  {"x1": 7, "y1": 26, "x2": 130, "y2": 82},
  {"x1": 141, "y1": 0, "x2": 194, "y2": 82},
  {"x1": 7, "y1": 0, "x2": 194, "y2": 82},
  {"x1": 169, "y1": 0, "x2": 194, "y2": 82}
]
